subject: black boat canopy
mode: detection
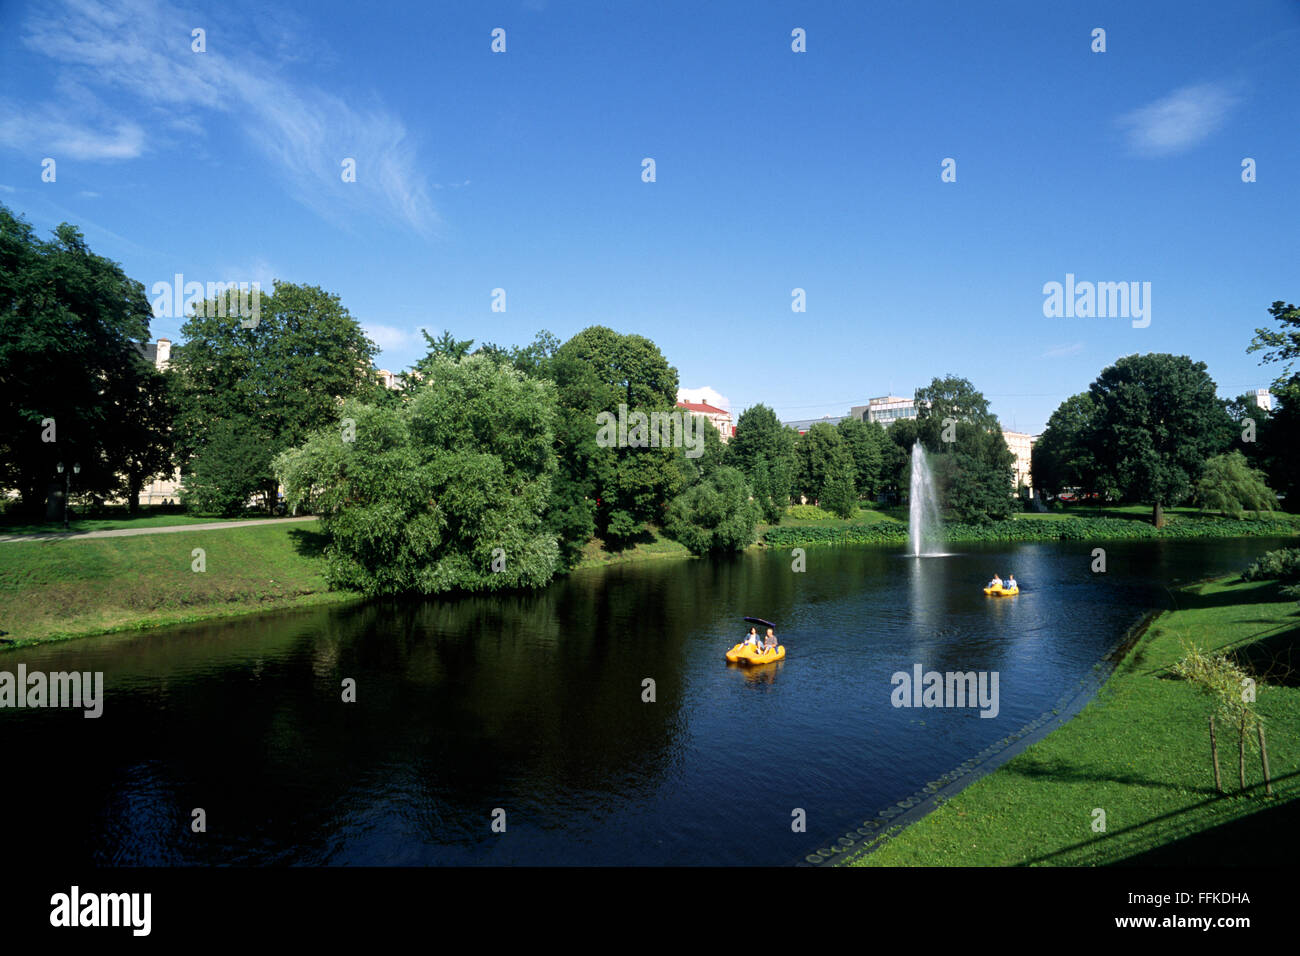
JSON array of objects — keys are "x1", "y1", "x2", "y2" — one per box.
[{"x1": 743, "y1": 617, "x2": 776, "y2": 629}]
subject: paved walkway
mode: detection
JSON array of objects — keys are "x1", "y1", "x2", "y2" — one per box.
[{"x1": 0, "y1": 516, "x2": 318, "y2": 544}]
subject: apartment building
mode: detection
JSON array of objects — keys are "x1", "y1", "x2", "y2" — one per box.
[{"x1": 850, "y1": 396, "x2": 918, "y2": 427}]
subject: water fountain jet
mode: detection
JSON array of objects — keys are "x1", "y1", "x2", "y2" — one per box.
[{"x1": 908, "y1": 441, "x2": 945, "y2": 557}]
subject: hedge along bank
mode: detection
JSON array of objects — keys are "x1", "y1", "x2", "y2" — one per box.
[{"x1": 761, "y1": 516, "x2": 1300, "y2": 549}]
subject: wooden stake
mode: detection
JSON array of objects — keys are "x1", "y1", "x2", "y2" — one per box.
[
  {"x1": 1258, "y1": 722, "x2": 1272, "y2": 797},
  {"x1": 1210, "y1": 714, "x2": 1222, "y2": 793},
  {"x1": 1239, "y1": 715, "x2": 1247, "y2": 791}
]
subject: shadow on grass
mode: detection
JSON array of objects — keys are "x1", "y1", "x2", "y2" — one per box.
[
  {"x1": 1232, "y1": 624, "x2": 1300, "y2": 687},
  {"x1": 1149, "y1": 618, "x2": 1300, "y2": 688},
  {"x1": 600, "y1": 527, "x2": 658, "y2": 555},
  {"x1": 1006, "y1": 754, "x2": 1220, "y2": 797},
  {"x1": 1022, "y1": 770, "x2": 1300, "y2": 866},
  {"x1": 1169, "y1": 579, "x2": 1291, "y2": 611},
  {"x1": 287, "y1": 526, "x2": 330, "y2": 559},
  {"x1": 1115, "y1": 793, "x2": 1300, "y2": 865},
  {"x1": 1135, "y1": 581, "x2": 1300, "y2": 680}
]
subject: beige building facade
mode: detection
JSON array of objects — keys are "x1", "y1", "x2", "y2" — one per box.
[{"x1": 1003, "y1": 429, "x2": 1036, "y2": 491}]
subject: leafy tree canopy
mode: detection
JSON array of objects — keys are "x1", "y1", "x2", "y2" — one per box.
[
  {"x1": 0, "y1": 204, "x2": 161, "y2": 513},
  {"x1": 1088, "y1": 353, "x2": 1233, "y2": 525},
  {"x1": 664, "y1": 466, "x2": 760, "y2": 555},
  {"x1": 275, "y1": 355, "x2": 559, "y2": 595}
]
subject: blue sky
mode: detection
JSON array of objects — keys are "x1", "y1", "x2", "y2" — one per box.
[{"x1": 2, "y1": 0, "x2": 1297, "y2": 433}]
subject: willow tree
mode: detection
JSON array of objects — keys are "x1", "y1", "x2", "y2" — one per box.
[{"x1": 275, "y1": 355, "x2": 560, "y2": 595}]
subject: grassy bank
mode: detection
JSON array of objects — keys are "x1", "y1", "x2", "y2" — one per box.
[
  {"x1": 762, "y1": 510, "x2": 1300, "y2": 548},
  {"x1": 0, "y1": 522, "x2": 354, "y2": 648},
  {"x1": 573, "y1": 525, "x2": 692, "y2": 570},
  {"x1": 847, "y1": 576, "x2": 1300, "y2": 866}
]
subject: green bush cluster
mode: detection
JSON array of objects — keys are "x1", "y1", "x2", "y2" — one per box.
[
  {"x1": 784, "y1": 504, "x2": 837, "y2": 521},
  {"x1": 1240, "y1": 547, "x2": 1300, "y2": 582}
]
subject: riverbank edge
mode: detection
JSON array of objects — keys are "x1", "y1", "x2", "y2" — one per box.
[
  {"x1": 806, "y1": 609, "x2": 1158, "y2": 867},
  {"x1": 3, "y1": 520, "x2": 1294, "y2": 653},
  {"x1": 0, "y1": 590, "x2": 362, "y2": 652},
  {"x1": 761, "y1": 517, "x2": 1300, "y2": 550}
]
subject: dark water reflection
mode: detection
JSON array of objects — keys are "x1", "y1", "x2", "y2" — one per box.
[{"x1": 1, "y1": 537, "x2": 1286, "y2": 866}]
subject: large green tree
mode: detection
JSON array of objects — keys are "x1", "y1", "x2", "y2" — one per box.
[
  {"x1": 275, "y1": 355, "x2": 559, "y2": 595},
  {"x1": 728, "y1": 403, "x2": 797, "y2": 522},
  {"x1": 1088, "y1": 353, "x2": 1233, "y2": 526},
  {"x1": 1031, "y1": 392, "x2": 1099, "y2": 498},
  {"x1": 547, "y1": 326, "x2": 683, "y2": 548},
  {"x1": 0, "y1": 204, "x2": 166, "y2": 515},
  {"x1": 1247, "y1": 301, "x2": 1300, "y2": 505},
  {"x1": 401, "y1": 329, "x2": 474, "y2": 387},
  {"x1": 915, "y1": 375, "x2": 1000, "y2": 437},
  {"x1": 819, "y1": 445, "x2": 858, "y2": 518},
  {"x1": 113, "y1": 364, "x2": 177, "y2": 512},
  {"x1": 898, "y1": 375, "x2": 1015, "y2": 521},
  {"x1": 793, "y1": 421, "x2": 845, "y2": 504},
  {"x1": 664, "y1": 466, "x2": 760, "y2": 555},
  {"x1": 171, "y1": 280, "x2": 379, "y2": 512},
  {"x1": 1247, "y1": 301, "x2": 1300, "y2": 384},
  {"x1": 836, "y1": 416, "x2": 888, "y2": 501}
]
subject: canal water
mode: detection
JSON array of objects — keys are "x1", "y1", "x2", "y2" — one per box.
[{"x1": 1, "y1": 537, "x2": 1286, "y2": 865}]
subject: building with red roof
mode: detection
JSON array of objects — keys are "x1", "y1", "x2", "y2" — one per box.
[{"x1": 675, "y1": 400, "x2": 733, "y2": 443}]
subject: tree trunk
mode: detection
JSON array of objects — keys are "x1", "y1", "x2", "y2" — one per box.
[
  {"x1": 1258, "y1": 722, "x2": 1272, "y2": 796},
  {"x1": 1209, "y1": 714, "x2": 1222, "y2": 793},
  {"x1": 20, "y1": 484, "x2": 46, "y2": 519},
  {"x1": 1239, "y1": 715, "x2": 1247, "y2": 791},
  {"x1": 1152, "y1": 500, "x2": 1165, "y2": 528}
]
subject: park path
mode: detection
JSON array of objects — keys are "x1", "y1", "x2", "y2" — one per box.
[{"x1": 0, "y1": 515, "x2": 318, "y2": 544}]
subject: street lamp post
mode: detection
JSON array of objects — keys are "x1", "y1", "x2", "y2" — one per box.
[{"x1": 56, "y1": 462, "x2": 80, "y2": 531}]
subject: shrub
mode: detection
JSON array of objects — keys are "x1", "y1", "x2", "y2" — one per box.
[
  {"x1": 665, "y1": 466, "x2": 760, "y2": 555},
  {"x1": 785, "y1": 504, "x2": 835, "y2": 521},
  {"x1": 1241, "y1": 547, "x2": 1300, "y2": 582}
]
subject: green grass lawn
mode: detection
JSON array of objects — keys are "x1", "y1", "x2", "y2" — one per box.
[
  {"x1": 849, "y1": 576, "x2": 1300, "y2": 866},
  {"x1": 573, "y1": 525, "x2": 692, "y2": 569},
  {"x1": 0, "y1": 521, "x2": 351, "y2": 647},
  {"x1": 768, "y1": 505, "x2": 905, "y2": 529}
]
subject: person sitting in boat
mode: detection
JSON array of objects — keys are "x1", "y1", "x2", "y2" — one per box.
[
  {"x1": 744, "y1": 627, "x2": 760, "y2": 647},
  {"x1": 763, "y1": 628, "x2": 777, "y2": 652},
  {"x1": 989, "y1": 574, "x2": 1004, "y2": 590},
  {"x1": 1006, "y1": 574, "x2": 1017, "y2": 590}
]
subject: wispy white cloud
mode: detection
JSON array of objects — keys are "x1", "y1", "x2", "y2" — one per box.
[
  {"x1": 7, "y1": 0, "x2": 437, "y2": 233},
  {"x1": 1117, "y1": 82, "x2": 1240, "y2": 157},
  {"x1": 364, "y1": 323, "x2": 419, "y2": 352},
  {"x1": 217, "y1": 258, "x2": 277, "y2": 291},
  {"x1": 678, "y1": 386, "x2": 731, "y2": 411},
  {"x1": 1039, "y1": 342, "x2": 1084, "y2": 359},
  {"x1": 0, "y1": 108, "x2": 145, "y2": 160}
]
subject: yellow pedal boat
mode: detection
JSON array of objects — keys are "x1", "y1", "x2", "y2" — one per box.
[
  {"x1": 725, "y1": 643, "x2": 786, "y2": 664},
  {"x1": 983, "y1": 584, "x2": 1019, "y2": 596}
]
